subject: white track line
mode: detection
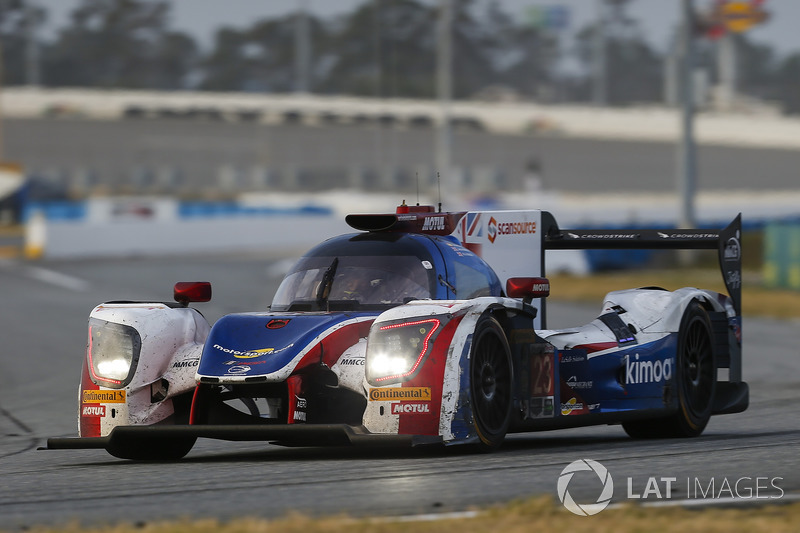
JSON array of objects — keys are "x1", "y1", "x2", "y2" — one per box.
[
  {"x1": 609, "y1": 492, "x2": 800, "y2": 509},
  {"x1": 23, "y1": 265, "x2": 90, "y2": 292},
  {"x1": 367, "y1": 510, "x2": 480, "y2": 524},
  {"x1": 374, "y1": 493, "x2": 800, "y2": 523}
]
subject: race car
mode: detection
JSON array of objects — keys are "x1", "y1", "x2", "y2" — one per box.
[{"x1": 47, "y1": 204, "x2": 748, "y2": 460}]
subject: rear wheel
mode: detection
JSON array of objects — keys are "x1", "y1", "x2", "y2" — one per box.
[
  {"x1": 470, "y1": 316, "x2": 513, "y2": 451},
  {"x1": 623, "y1": 301, "x2": 716, "y2": 438}
]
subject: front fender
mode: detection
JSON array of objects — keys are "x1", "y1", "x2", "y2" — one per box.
[
  {"x1": 362, "y1": 297, "x2": 526, "y2": 443},
  {"x1": 79, "y1": 303, "x2": 210, "y2": 437}
]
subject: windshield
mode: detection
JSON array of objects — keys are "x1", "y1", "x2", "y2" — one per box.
[{"x1": 272, "y1": 254, "x2": 434, "y2": 311}]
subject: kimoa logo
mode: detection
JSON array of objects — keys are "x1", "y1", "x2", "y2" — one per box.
[
  {"x1": 558, "y1": 459, "x2": 614, "y2": 516},
  {"x1": 626, "y1": 353, "x2": 673, "y2": 385}
]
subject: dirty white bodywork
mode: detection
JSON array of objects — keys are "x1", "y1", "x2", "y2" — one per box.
[
  {"x1": 330, "y1": 337, "x2": 368, "y2": 394},
  {"x1": 540, "y1": 288, "x2": 733, "y2": 352},
  {"x1": 362, "y1": 297, "x2": 527, "y2": 442},
  {"x1": 80, "y1": 303, "x2": 210, "y2": 436}
]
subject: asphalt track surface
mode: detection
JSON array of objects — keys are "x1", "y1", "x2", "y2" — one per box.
[
  {"x1": 6, "y1": 118, "x2": 800, "y2": 193},
  {"x1": 0, "y1": 253, "x2": 798, "y2": 528}
]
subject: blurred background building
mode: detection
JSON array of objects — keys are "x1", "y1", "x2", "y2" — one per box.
[{"x1": 0, "y1": 0, "x2": 797, "y2": 280}]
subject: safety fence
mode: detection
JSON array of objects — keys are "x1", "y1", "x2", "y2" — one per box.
[{"x1": 763, "y1": 220, "x2": 800, "y2": 291}]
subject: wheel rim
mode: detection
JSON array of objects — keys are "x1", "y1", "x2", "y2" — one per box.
[
  {"x1": 681, "y1": 317, "x2": 714, "y2": 416},
  {"x1": 472, "y1": 331, "x2": 511, "y2": 435}
]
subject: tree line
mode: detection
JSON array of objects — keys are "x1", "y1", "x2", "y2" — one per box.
[{"x1": 1, "y1": 0, "x2": 798, "y2": 112}]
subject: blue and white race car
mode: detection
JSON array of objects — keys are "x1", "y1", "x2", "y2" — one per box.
[{"x1": 47, "y1": 204, "x2": 748, "y2": 459}]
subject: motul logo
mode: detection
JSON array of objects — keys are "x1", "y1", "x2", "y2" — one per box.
[
  {"x1": 81, "y1": 405, "x2": 106, "y2": 417},
  {"x1": 391, "y1": 402, "x2": 431, "y2": 414},
  {"x1": 532, "y1": 283, "x2": 549, "y2": 292},
  {"x1": 421, "y1": 216, "x2": 445, "y2": 231}
]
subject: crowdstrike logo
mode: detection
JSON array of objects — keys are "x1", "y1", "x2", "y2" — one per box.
[{"x1": 557, "y1": 459, "x2": 614, "y2": 516}]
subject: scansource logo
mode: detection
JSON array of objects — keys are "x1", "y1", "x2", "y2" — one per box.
[{"x1": 557, "y1": 459, "x2": 614, "y2": 516}]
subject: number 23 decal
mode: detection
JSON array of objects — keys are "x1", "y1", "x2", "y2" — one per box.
[{"x1": 531, "y1": 352, "x2": 554, "y2": 396}]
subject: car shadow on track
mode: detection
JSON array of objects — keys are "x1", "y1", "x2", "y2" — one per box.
[
  {"x1": 49, "y1": 433, "x2": 637, "y2": 466},
  {"x1": 49, "y1": 427, "x2": 794, "y2": 467}
]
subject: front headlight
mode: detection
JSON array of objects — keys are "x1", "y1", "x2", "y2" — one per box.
[
  {"x1": 87, "y1": 319, "x2": 141, "y2": 388},
  {"x1": 366, "y1": 317, "x2": 441, "y2": 385}
]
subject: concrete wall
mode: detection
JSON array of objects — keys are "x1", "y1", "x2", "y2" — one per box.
[{"x1": 25, "y1": 197, "x2": 349, "y2": 259}]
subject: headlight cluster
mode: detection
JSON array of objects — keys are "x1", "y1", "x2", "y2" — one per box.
[
  {"x1": 366, "y1": 317, "x2": 441, "y2": 385},
  {"x1": 87, "y1": 319, "x2": 141, "y2": 388}
]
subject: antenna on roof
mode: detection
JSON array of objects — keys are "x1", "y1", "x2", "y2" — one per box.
[
  {"x1": 437, "y1": 171, "x2": 442, "y2": 212},
  {"x1": 416, "y1": 171, "x2": 420, "y2": 206}
]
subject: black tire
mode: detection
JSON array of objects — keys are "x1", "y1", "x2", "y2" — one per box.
[
  {"x1": 106, "y1": 393, "x2": 197, "y2": 460},
  {"x1": 107, "y1": 434, "x2": 196, "y2": 461},
  {"x1": 470, "y1": 316, "x2": 513, "y2": 451},
  {"x1": 623, "y1": 301, "x2": 716, "y2": 438}
]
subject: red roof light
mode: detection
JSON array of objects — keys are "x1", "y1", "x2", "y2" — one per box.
[{"x1": 174, "y1": 281, "x2": 212, "y2": 305}]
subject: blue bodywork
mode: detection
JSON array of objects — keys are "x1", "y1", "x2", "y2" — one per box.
[
  {"x1": 198, "y1": 313, "x2": 366, "y2": 378},
  {"x1": 558, "y1": 335, "x2": 679, "y2": 416},
  {"x1": 197, "y1": 232, "x2": 502, "y2": 381}
]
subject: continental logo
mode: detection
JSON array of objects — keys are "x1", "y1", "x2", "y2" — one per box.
[
  {"x1": 369, "y1": 387, "x2": 431, "y2": 402},
  {"x1": 82, "y1": 390, "x2": 126, "y2": 403}
]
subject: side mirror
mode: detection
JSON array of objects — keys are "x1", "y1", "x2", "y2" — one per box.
[
  {"x1": 174, "y1": 281, "x2": 212, "y2": 305},
  {"x1": 506, "y1": 277, "x2": 550, "y2": 302}
]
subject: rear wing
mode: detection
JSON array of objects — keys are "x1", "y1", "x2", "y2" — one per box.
[
  {"x1": 542, "y1": 213, "x2": 743, "y2": 316},
  {"x1": 346, "y1": 206, "x2": 742, "y2": 325}
]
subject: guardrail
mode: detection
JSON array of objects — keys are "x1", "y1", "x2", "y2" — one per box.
[
  {"x1": 22, "y1": 193, "x2": 795, "y2": 269},
  {"x1": 23, "y1": 198, "x2": 347, "y2": 259}
]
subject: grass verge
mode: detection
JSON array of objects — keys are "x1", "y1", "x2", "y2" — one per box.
[
  {"x1": 17, "y1": 496, "x2": 800, "y2": 533},
  {"x1": 548, "y1": 269, "x2": 800, "y2": 320}
]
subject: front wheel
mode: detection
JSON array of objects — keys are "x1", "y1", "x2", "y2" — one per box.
[
  {"x1": 106, "y1": 393, "x2": 197, "y2": 460},
  {"x1": 106, "y1": 433, "x2": 196, "y2": 461},
  {"x1": 470, "y1": 316, "x2": 513, "y2": 451},
  {"x1": 623, "y1": 301, "x2": 716, "y2": 438}
]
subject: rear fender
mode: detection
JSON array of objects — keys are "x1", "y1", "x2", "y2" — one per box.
[
  {"x1": 600, "y1": 287, "x2": 743, "y2": 402},
  {"x1": 600, "y1": 287, "x2": 732, "y2": 334}
]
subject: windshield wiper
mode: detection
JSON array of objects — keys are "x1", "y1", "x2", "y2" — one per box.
[{"x1": 316, "y1": 257, "x2": 339, "y2": 309}]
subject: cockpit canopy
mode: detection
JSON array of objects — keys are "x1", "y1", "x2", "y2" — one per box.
[
  {"x1": 271, "y1": 231, "x2": 502, "y2": 312},
  {"x1": 271, "y1": 233, "x2": 438, "y2": 312}
]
